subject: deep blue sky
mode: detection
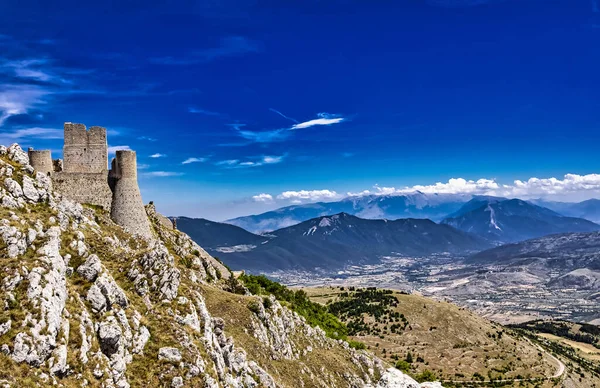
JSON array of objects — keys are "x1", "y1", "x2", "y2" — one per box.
[{"x1": 1, "y1": 0, "x2": 599, "y2": 220}]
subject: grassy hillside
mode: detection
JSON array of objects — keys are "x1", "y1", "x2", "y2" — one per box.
[{"x1": 305, "y1": 287, "x2": 561, "y2": 385}]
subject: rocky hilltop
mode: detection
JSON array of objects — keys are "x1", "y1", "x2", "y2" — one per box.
[{"x1": 0, "y1": 143, "x2": 440, "y2": 387}]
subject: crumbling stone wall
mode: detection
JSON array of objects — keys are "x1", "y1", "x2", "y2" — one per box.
[{"x1": 52, "y1": 172, "x2": 113, "y2": 210}]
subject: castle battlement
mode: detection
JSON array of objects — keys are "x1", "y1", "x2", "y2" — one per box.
[
  {"x1": 63, "y1": 123, "x2": 108, "y2": 173},
  {"x1": 29, "y1": 123, "x2": 153, "y2": 239}
]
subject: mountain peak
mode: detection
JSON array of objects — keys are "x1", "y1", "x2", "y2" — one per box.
[{"x1": 443, "y1": 197, "x2": 600, "y2": 243}]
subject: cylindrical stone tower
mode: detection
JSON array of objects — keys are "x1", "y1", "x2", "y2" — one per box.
[
  {"x1": 110, "y1": 150, "x2": 153, "y2": 239},
  {"x1": 28, "y1": 148, "x2": 53, "y2": 175}
]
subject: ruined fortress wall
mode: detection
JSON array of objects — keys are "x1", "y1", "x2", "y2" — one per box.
[
  {"x1": 28, "y1": 149, "x2": 53, "y2": 174},
  {"x1": 63, "y1": 123, "x2": 108, "y2": 173},
  {"x1": 110, "y1": 150, "x2": 153, "y2": 239},
  {"x1": 52, "y1": 172, "x2": 113, "y2": 210}
]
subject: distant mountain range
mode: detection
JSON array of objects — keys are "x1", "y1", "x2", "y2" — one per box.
[
  {"x1": 441, "y1": 198, "x2": 600, "y2": 243},
  {"x1": 180, "y1": 212, "x2": 490, "y2": 272},
  {"x1": 469, "y1": 231, "x2": 600, "y2": 290},
  {"x1": 532, "y1": 199, "x2": 600, "y2": 224},
  {"x1": 179, "y1": 196, "x2": 600, "y2": 273},
  {"x1": 174, "y1": 217, "x2": 267, "y2": 252},
  {"x1": 226, "y1": 192, "x2": 471, "y2": 233},
  {"x1": 226, "y1": 192, "x2": 600, "y2": 234},
  {"x1": 470, "y1": 230, "x2": 600, "y2": 266}
]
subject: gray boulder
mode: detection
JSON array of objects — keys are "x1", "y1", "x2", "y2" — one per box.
[
  {"x1": 158, "y1": 347, "x2": 181, "y2": 362},
  {"x1": 77, "y1": 254, "x2": 102, "y2": 281},
  {"x1": 22, "y1": 176, "x2": 39, "y2": 202},
  {"x1": 87, "y1": 284, "x2": 107, "y2": 313},
  {"x1": 171, "y1": 376, "x2": 184, "y2": 388},
  {"x1": 98, "y1": 322, "x2": 122, "y2": 356}
]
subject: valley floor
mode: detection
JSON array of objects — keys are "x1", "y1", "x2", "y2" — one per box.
[{"x1": 271, "y1": 255, "x2": 600, "y2": 325}]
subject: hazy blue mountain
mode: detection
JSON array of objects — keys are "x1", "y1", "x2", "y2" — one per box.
[
  {"x1": 226, "y1": 192, "x2": 472, "y2": 233},
  {"x1": 444, "y1": 196, "x2": 507, "y2": 218},
  {"x1": 470, "y1": 231, "x2": 600, "y2": 268},
  {"x1": 531, "y1": 199, "x2": 600, "y2": 224},
  {"x1": 442, "y1": 199, "x2": 600, "y2": 243},
  {"x1": 218, "y1": 212, "x2": 491, "y2": 272},
  {"x1": 175, "y1": 217, "x2": 268, "y2": 252}
]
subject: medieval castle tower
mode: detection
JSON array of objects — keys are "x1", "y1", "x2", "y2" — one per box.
[{"x1": 28, "y1": 123, "x2": 153, "y2": 239}]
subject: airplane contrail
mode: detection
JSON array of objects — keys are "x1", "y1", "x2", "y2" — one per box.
[{"x1": 269, "y1": 108, "x2": 298, "y2": 123}]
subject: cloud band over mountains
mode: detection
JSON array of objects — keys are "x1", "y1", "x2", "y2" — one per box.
[{"x1": 252, "y1": 173, "x2": 600, "y2": 204}]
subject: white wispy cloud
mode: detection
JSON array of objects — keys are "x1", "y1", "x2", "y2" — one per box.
[
  {"x1": 258, "y1": 174, "x2": 600, "y2": 205},
  {"x1": 262, "y1": 155, "x2": 284, "y2": 164},
  {"x1": 228, "y1": 112, "x2": 346, "y2": 144},
  {"x1": 150, "y1": 36, "x2": 260, "y2": 65},
  {"x1": 276, "y1": 190, "x2": 342, "y2": 203},
  {"x1": 188, "y1": 107, "x2": 220, "y2": 116},
  {"x1": 150, "y1": 153, "x2": 166, "y2": 158},
  {"x1": 383, "y1": 178, "x2": 501, "y2": 195},
  {"x1": 0, "y1": 127, "x2": 62, "y2": 140},
  {"x1": 291, "y1": 113, "x2": 345, "y2": 129},
  {"x1": 137, "y1": 136, "x2": 157, "y2": 141},
  {"x1": 215, "y1": 155, "x2": 285, "y2": 168},
  {"x1": 143, "y1": 171, "x2": 184, "y2": 177},
  {"x1": 510, "y1": 174, "x2": 600, "y2": 198},
  {"x1": 215, "y1": 159, "x2": 239, "y2": 166},
  {"x1": 0, "y1": 84, "x2": 52, "y2": 126},
  {"x1": 182, "y1": 157, "x2": 208, "y2": 164},
  {"x1": 2, "y1": 58, "x2": 68, "y2": 84},
  {"x1": 107, "y1": 145, "x2": 131, "y2": 154},
  {"x1": 236, "y1": 127, "x2": 289, "y2": 143},
  {"x1": 252, "y1": 193, "x2": 274, "y2": 202}
]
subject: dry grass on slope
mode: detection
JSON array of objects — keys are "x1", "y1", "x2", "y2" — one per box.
[{"x1": 305, "y1": 286, "x2": 556, "y2": 383}]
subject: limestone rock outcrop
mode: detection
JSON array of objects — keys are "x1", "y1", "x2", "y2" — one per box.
[{"x1": 0, "y1": 143, "x2": 441, "y2": 387}]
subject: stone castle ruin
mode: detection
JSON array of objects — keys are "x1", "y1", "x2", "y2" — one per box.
[{"x1": 28, "y1": 123, "x2": 153, "y2": 239}]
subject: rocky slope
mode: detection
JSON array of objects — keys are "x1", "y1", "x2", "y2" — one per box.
[{"x1": 0, "y1": 144, "x2": 441, "y2": 387}]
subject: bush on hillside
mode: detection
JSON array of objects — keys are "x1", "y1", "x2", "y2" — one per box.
[{"x1": 239, "y1": 274, "x2": 348, "y2": 340}]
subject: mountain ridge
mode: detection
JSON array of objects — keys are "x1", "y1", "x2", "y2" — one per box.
[
  {"x1": 213, "y1": 212, "x2": 491, "y2": 272},
  {"x1": 441, "y1": 198, "x2": 600, "y2": 243},
  {"x1": 226, "y1": 192, "x2": 472, "y2": 233},
  {"x1": 227, "y1": 194, "x2": 600, "y2": 234}
]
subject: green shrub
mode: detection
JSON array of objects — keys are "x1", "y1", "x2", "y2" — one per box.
[
  {"x1": 348, "y1": 340, "x2": 366, "y2": 350},
  {"x1": 240, "y1": 274, "x2": 348, "y2": 340},
  {"x1": 395, "y1": 360, "x2": 411, "y2": 373},
  {"x1": 262, "y1": 297, "x2": 273, "y2": 309},
  {"x1": 248, "y1": 300, "x2": 261, "y2": 314},
  {"x1": 414, "y1": 369, "x2": 436, "y2": 383}
]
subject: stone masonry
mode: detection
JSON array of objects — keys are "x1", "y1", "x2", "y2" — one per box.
[{"x1": 28, "y1": 122, "x2": 153, "y2": 239}]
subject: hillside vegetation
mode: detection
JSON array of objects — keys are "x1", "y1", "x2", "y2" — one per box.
[
  {"x1": 305, "y1": 287, "x2": 563, "y2": 385},
  {"x1": 0, "y1": 144, "x2": 441, "y2": 387}
]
